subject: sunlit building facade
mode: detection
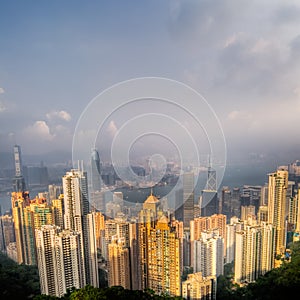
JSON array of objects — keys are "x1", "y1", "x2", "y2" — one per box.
[
  {"x1": 267, "y1": 169, "x2": 288, "y2": 257},
  {"x1": 35, "y1": 225, "x2": 85, "y2": 297},
  {"x1": 182, "y1": 272, "x2": 216, "y2": 300}
]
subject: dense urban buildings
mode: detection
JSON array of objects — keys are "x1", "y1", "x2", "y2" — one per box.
[{"x1": 1, "y1": 145, "x2": 300, "y2": 299}]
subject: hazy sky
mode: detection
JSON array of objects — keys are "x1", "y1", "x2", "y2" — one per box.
[{"x1": 1, "y1": 0, "x2": 300, "y2": 166}]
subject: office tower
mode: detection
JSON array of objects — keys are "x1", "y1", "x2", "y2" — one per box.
[
  {"x1": 129, "y1": 220, "x2": 139, "y2": 290},
  {"x1": 175, "y1": 188, "x2": 183, "y2": 222},
  {"x1": 35, "y1": 225, "x2": 85, "y2": 297},
  {"x1": 242, "y1": 185, "x2": 262, "y2": 214},
  {"x1": 207, "y1": 162, "x2": 217, "y2": 191},
  {"x1": 13, "y1": 145, "x2": 26, "y2": 192},
  {"x1": 182, "y1": 272, "x2": 216, "y2": 300},
  {"x1": 52, "y1": 195, "x2": 64, "y2": 229},
  {"x1": 183, "y1": 172, "x2": 195, "y2": 229},
  {"x1": 183, "y1": 229, "x2": 191, "y2": 267},
  {"x1": 200, "y1": 190, "x2": 218, "y2": 217},
  {"x1": 234, "y1": 222, "x2": 275, "y2": 284},
  {"x1": 62, "y1": 169, "x2": 98, "y2": 287},
  {"x1": 221, "y1": 186, "x2": 231, "y2": 218},
  {"x1": 200, "y1": 161, "x2": 218, "y2": 217},
  {"x1": 192, "y1": 230, "x2": 224, "y2": 278},
  {"x1": 91, "y1": 190, "x2": 106, "y2": 213},
  {"x1": 27, "y1": 163, "x2": 49, "y2": 186},
  {"x1": 107, "y1": 236, "x2": 131, "y2": 289},
  {"x1": 91, "y1": 148, "x2": 102, "y2": 192},
  {"x1": 231, "y1": 187, "x2": 241, "y2": 218},
  {"x1": 267, "y1": 169, "x2": 288, "y2": 258}
]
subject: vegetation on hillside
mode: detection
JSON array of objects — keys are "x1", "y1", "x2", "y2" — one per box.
[
  {"x1": 0, "y1": 252, "x2": 40, "y2": 298},
  {"x1": 1, "y1": 241, "x2": 300, "y2": 299},
  {"x1": 217, "y1": 241, "x2": 300, "y2": 300}
]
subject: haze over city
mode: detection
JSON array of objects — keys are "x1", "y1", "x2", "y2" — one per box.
[
  {"x1": 0, "y1": 0, "x2": 300, "y2": 170},
  {"x1": 2, "y1": 2, "x2": 300, "y2": 299}
]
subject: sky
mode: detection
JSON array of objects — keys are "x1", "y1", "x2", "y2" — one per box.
[{"x1": 1, "y1": 0, "x2": 300, "y2": 169}]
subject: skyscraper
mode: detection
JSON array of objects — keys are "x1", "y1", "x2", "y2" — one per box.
[
  {"x1": 234, "y1": 221, "x2": 275, "y2": 284},
  {"x1": 13, "y1": 145, "x2": 26, "y2": 192},
  {"x1": 62, "y1": 169, "x2": 98, "y2": 287},
  {"x1": 146, "y1": 215, "x2": 181, "y2": 296},
  {"x1": 138, "y1": 193, "x2": 181, "y2": 296},
  {"x1": 183, "y1": 172, "x2": 195, "y2": 230},
  {"x1": 190, "y1": 214, "x2": 227, "y2": 269},
  {"x1": 267, "y1": 169, "x2": 288, "y2": 258},
  {"x1": 200, "y1": 163, "x2": 218, "y2": 217},
  {"x1": 192, "y1": 230, "x2": 224, "y2": 278},
  {"x1": 107, "y1": 236, "x2": 131, "y2": 289},
  {"x1": 35, "y1": 225, "x2": 85, "y2": 297},
  {"x1": 91, "y1": 148, "x2": 102, "y2": 192},
  {"x1": 11, "y1": 191, "x2": 30, "y2": 264}
]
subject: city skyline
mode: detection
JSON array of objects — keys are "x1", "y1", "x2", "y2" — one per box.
[
  {"x1": 1, "y1": 141, "x2": 300, "y2": 298},
  {"x1": 0, "y1": 1, "x2": 300, "y2": 167}
]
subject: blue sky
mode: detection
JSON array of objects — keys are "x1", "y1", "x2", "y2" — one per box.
[{"x1": 1, "y1": 0, "x2": 300, "y2": 166}]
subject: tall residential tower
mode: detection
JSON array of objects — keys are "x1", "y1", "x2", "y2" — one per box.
[{"x1": 62, "y1": 169, "x2": 98, "y2": 287}]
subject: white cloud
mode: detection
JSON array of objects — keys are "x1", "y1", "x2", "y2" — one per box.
[
  {"x1": 46, "y1": 110, "x2": 71, "y2": 122},
  {"x1": 24, "y1": 121, "x2": 55, "y2": 141},
  {"x1": 0, "y1": 87, "x2": 4, "y2": 94}
]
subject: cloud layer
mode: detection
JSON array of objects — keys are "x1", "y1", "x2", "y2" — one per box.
[{"x1": 0, "y1": 0, "x2": 300, "y2": 163}]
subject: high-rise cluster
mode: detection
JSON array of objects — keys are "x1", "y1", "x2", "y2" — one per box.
[{"x1": 2, "y1": 145, "x2": 300, "y2": 299}]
